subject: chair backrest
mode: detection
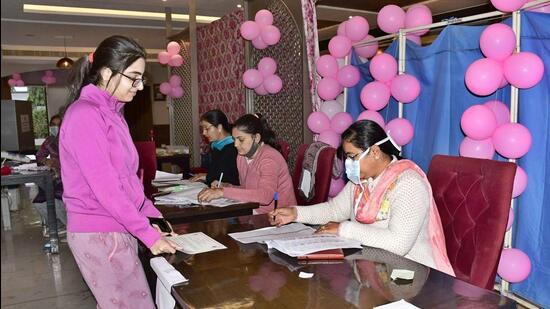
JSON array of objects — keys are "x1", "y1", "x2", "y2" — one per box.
[
  {"x1": 134, "y1": 141, "x2": 157, "y2": 196},
  {"x1": 292, "y1": 144, "x2": 336, "y2": 205},
  {"x1": 277, "y1": 140, "x2": 290, "y2": 161},
  {"x1": 427, "y1": 155, "x2": 516, "y2": 290}
]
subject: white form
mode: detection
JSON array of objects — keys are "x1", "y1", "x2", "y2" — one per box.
[
  {"x1": 167, "y1": 232, "x2": 227, "y2": 254},
  {"x1": 228, "y1": 223, "x2": 316, "y2": 244},
  {"x1": 265, "y1": 234, "x2": 362, "y2": 257},
  {"x1": 374, "y1": 300, "x2": 420, "y2": 309}
]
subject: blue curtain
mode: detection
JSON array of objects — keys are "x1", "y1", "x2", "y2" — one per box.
[{"x1": 346, "y1": 12, "x2": 550, "y2": 307}]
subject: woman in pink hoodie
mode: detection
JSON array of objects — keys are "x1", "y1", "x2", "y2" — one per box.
[{"x1": 59, "y1": 35, "x2": 180, "y2": 308}]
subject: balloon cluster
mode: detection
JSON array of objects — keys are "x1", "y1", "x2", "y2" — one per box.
[
  {"x1": 243, "y1": 57, "x2": 283, "y2": 95},
  {"x1": 7, "y1": 73, "x2": 24, "y2": 87},
  {"x1": 159, "y1": 75, "x2": 184, "y2": 99},
  {"x1": 377, "y1": 4, "x2": 433, "y2": 44},
  {"x1": 466, "y1": 23, "x2": 544, "y2": 96},
  {"x1": 335, "y1": 17, "x2": 377, "y2": 59},
  {"x1": 316, "y1": 55, "x2": 360, "y2": 101},
  {"x1": 41, "y1": 70, "x2": 57, "y2": 85},
  {"x1": 240, "y1": 10, "x2": 281, "y2": 49},
  {"x1": 157, "y1": 42, "x2": 184, "y2": 67}
]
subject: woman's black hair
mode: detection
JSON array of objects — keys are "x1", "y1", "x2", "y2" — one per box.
[
  {"x1": 65, "y1": 35, "x2": 146, "y2": 107},
  {"x1": 233, "y1": 113, "x2": 281, "y2": 153},
  {"x1": 200, "y1": 109, "x2": 232, "y2": 133},
  {"x1": 341, "y1": 120, "x2": 402, "y2": 159},
  {"x1": 49, "y1": 114, "x2": 62, "y2": 125}
]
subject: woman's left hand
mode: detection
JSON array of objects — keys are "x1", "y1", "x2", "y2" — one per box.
[
  {"x1": 197, "y1": 188, "x2": 224, "y2": 203},
  {"x1": 315, "y1": 222, "x2": 340, "y2": 235}
]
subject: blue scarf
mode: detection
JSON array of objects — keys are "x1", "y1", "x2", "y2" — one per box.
[{"x1": 211, "y1": 136, "x2": 234, "y2": 151}]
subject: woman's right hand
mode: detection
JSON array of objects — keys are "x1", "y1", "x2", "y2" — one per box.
[
  {"x1": 269, "y1": 207, "x2": 297, "y2": 227},
  {"x1": 189, "y1": 173, "x2": 206, "y2": 182},
  {"x1": 150, "y1": 237, "x2": 182, "y2": 255}
]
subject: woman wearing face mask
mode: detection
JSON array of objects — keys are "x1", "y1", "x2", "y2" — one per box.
[
  {"x1": 197, "y1": 113, "x2": 296, "y2": 214},
  {"x1": 36, "y1": 114, "x2": 62, "y2": 173},
  {"x1": 59, "y1": 35, "x2": 181, "y2": 308},
  {"x1": 189, "y1": 109, "x2": 239, "y2": 186},
  {"x1": 270, "y1": 120, "x2": 454, "y2": 275}
]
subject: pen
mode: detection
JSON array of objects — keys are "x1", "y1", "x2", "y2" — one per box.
[
  {"x1": 273, "y1": 192, "x2": 278, "y2": 222},
  {"x1": 217, "y1": 172, "x2": 224, "y2": 188}
]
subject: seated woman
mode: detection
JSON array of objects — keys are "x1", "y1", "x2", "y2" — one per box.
[
  {"x1": 190, "y1": 109, "x2": 239, "y2": 186},
  {"x1": 197, "y1": 113, "x2": 296, "y2": 214},
  {"x1": 270, "y1": 120, "x2": 454, "y2": 275}
]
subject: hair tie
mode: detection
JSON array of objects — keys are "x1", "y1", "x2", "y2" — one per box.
[
  {"x1": 88, "y1": 52, "x2": 94, "y2": 63},
  {"x1": 252, "y1": 113, "x2": 260, "y2": 119}
]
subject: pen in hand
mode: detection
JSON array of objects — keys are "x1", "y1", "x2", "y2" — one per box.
[
  {"x1": 217, "y1": 172, "x2": 224, "y2": 188},
  {"x1": 272, "y1": 192, "x2": 278, "y2": 223}
]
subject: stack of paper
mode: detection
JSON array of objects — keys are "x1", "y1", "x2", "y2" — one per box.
[
  {"x1": 265, "y1": 234, "x2": 362, "y2": 257},
  {"x1": 154, "y1": 183, "x2": 244, "y2": 207},
  {"x1": 229, "y1": 223, "x2": 315, "y2": 244},
  {"x1": 152, "y1": 171, "x2": 183, "y2": 186}
]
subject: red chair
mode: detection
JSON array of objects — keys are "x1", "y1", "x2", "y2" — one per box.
[
  {"x1": 427, "y1": 155, "x2": 516, "y2": 290},
  {"x1": 277, "y1": 140, "x2": 290, "y2": 161},
  {"x1": 134, "y1": 141, "x2": 157, "y2": 197},
  {"x1": 292, "y1": 143, "x2": 336, "y2": 205}
]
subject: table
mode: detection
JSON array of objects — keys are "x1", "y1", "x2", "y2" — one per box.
[
  {"x1": 156, "y1": 153, "x2": 190, "y2": 175},
  {"x1": 1, "y1": 170, "x2": 59, "y2": 253},
  {"x1": 156, "y1": 202, "x2": 259, "y2": 224},
  {"x1": 167, "y1": 215, "x2": 516, "y2": 308}
]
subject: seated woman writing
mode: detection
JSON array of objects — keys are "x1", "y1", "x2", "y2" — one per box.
[
  {"x1": 270, "y1": 120, "x2": 454, "y2": 275},
  {"x1": 197, "y1": 113, "x2": 296, "y2": 214},
  {"x1": 190, "y1": 109, "x2": 239, "y2": 186}
]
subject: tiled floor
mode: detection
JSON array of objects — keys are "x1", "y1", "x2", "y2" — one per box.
[{"x1": 1, "y1": 187, "x2": 96, "y2": 309}]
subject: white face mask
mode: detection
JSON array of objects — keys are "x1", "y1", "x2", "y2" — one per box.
[
  {"x1": 344, "y1": 136, "x2": 391, "y2": 184},
  {"x1": 49, "y1": 126, "x2": 59, "y2": 137}
]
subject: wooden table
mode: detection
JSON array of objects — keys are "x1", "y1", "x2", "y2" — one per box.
[
  {"x1": 156, "y1": 202, "x2": 259, "y2": 224},
  {"x1": 167, "y1": 215, "x2": 516, "y2": 308}
]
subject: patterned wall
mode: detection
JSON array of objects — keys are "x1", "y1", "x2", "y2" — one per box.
[{"x1": 171, "y1": 42, "x2": 194, "y2": 157}]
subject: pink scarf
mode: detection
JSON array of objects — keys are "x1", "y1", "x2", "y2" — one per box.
[{"x1": 353, "y1": 160, "x2": 455, "y2": 276}]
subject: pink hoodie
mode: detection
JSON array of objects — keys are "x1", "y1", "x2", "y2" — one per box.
[{"x1": 59, "y1": 84, "x2": 161, "y2": 248}]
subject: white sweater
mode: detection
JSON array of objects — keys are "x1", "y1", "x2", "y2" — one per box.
[{"x1": 295, "y1": 169, "x2": 437, "y2": 270}]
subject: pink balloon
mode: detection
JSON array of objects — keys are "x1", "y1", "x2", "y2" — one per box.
[
  {"x1": 166, "y1": 41, "x2": 181, "y2": 55},
  {"x1": 316, "y1": 55, "x2": 339, "y2": 78},
  {"x1": 307, "y1": 112, "x2": 331, "y2": 134},
  {"x1": 345, "y1": 16, "x2": 369, "y2": 42},
  {"x1": 405, "y1": 4, "x2": 432, "y2": 36},
  {"x1": 240, "y1": 21, "x2": 261, "y2": 40},
  {"x1": 461, "y1": 105, "x2": 497, "y2": 140},
  {"x1": 354, "y1": 35, "x2": 378, "y2": 59},
  {"x1": 385, "y1": 118, "x2": 414, "y2": 146},
  {"x1": 492, "y1": 123, "x2": 532, "y2": 159},
  {"x1": 320, "y1": 100, "x2": 344, "y2": 119},
  {"x1": 170, "y1": 86, "x2": 184, "y2": 98},
  {"x1": 465, "y1": 58, "x2": 504, "y2": 96},
  {"x1": 319, "y1": 130, "x2": 341, "y2": 148},
  {"x1": 46, "y1": 76, "x2": 57, "y2": 85},
  {"x1": 12, "y1": 73, "x2": 21, "y2": 80},
  {"x1": 263, "y1": 74, "x2": 283, "y2": 94},
  {"x1": 512, "y1": 166, "x2": 527, "y2": 198},
  {"x1": 337, "y1": 65, "x2": 360, "y2": 88},
  {"x1": 390, "y1": 73, "x2": 421, "y2": 103},
  {"x1": 258, "y1": 57, "x2": 277, "y2": 76},
  {"x1": 406, "y1": 35, "x2": 422, "y2": 45},
  {"x1": 261, "y1": 25, "x2": 281, "y2": 45},
  {"x1": 499, "y1": 76, "x2": 509, "y2": 88},
  {"x1": 169, "y1": 75, "x2": 182, "y2": 87},
  {"x1": 252, "y1": 35, "x2": 268, "y2": 49},
  {"x1": 491, "y1": 0, "x2": 527, "y2": 12},
  {"x1": 158, "y1": 51, "x2": 170, "y2": 65},
  {"x1": 168, "y1": 54, "x2": 184, "y2": 67},
  {"x1": 357, "y1": 110, "x2": 385, "y2": 128},
  {"x1": 484, "y1": 100, "x2": 510, "y2": 127},
  {"x1": 254, "y1": 84, "x2": 268, "y2": 96},
  {"x1": 255, "y1": 9, "x2": 273, "y2": 26},
  {"x1": 328, "y1": 36, "x2": 352, "y2": 58},
  {"x1": 480, "y1": 24, "x2": 516, "y2": 62},
  {"x1": 506, "y1": 208, "x2": 514, "y2": 231},
  {"x1": 8, "y1": 79, "x2": 16, "y2": 87},
  {"x1": 15, "y1": 80, "x2": 24, "y2": 87},
  {"x1": 159, "y1": 82, "x2": 172, "y2": 95},
  {"x1": 360, "y1": 81, "x2": 391, "y2": 111},
  {"x1": 369, "y1": 53, "x2": 398, "y2": 83},
  {"x1": 498, "y1": 248, "x2": 531, "y2": 283},
  {"x1": 41, "y1": 76, "x2": 50, "y2": 85},
  {"x1": 377, "y1": 5, "x2": 406, "y2": 34},
  {"x1": 459, "y1": 137, "x2": 495, "y2": 159},
  {"x1": 331, "y1": 112, "x2": 353, "y2": 134},
  {"x1": 337, "y1": 21, "x2": 347, "y2": 37},
  {"x1": 45, "y1": 70, "x2": 54, "y2": 77},
  {"x1": 528, "y1": 1, "x2": 550, "y2": 13},
  {"x1": 329, "y1": 177, "x2": 346, "y2": 197},
  {"x1": 504, "y1": 52, "x2": 545, "y2": 89},
  {"x1": 317, "y1": 77, "x2": 342, "y2": 101},
  {"x1": 242, "y1": 69, "x2": 263, "y2": 89}
]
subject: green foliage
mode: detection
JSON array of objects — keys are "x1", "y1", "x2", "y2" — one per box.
[
  {"x1": 28, "y1": 87, "x2": 46, "y2": 107},
  {"x1": 33, "y1": 109, "x2": 48, "y2": 139}
]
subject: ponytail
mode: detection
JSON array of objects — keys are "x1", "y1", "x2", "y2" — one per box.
[{"x1": 65, "y1": 56, "x2": 94, "y2": 108}]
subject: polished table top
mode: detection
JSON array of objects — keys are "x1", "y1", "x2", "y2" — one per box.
[
  {"x1": 169, "y1": 215, "x2": 516, "y2": 308},
  {"x1": 156, "y1": 202, "x2": 259, "y2": 224}
]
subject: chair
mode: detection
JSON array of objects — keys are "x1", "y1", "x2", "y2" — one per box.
[
  {"x1": 292, "y1": 143, "x2": 336, "y2": 205},
  {"x1": 276, "y1": 140, "x2": 291, "y2": 161},
  {"x1": 427, "y1": 154, "x2": 516, "y2": 290},
  {"x1": 134, "y1": 141, "x2": 157, "y2": 197}
]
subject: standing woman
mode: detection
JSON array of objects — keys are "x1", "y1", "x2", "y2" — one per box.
[
  {"x1": 198, "y1": 113, "x2": 296, "y2": 214},
  {"x1": 190, "y1": 109, "x2": 239, "y2": 186},
  {"x1": 59, "y1": 35, "x2": 180, "y2": 308}
]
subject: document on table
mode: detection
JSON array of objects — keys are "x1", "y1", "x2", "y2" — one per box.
[
  {"x1": 374, "y1": 299, "x2": 420, "y2": 309},
  {"x1": 167, "y1": 232, "x2": 227, "y2": 254},
  {"x1": 228, "y1": 223, "x2": 316, "y2": 244},
  {"x1": 265, "y1": 234, "x2": 362, "y2": 257},
  {"x1": 154, "y1": 183, "x2": 244, "y2": 207},
  {"x1": 152, "y1": 171, "x2": 183, "y2": 183}
]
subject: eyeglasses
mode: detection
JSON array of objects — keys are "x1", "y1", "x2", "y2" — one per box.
[
  {"x1": 202, "y1": 124, "x2": 214, "y2": 132},
  {"x1": 119, "y1": 72, "x2": 147, "y2": 88}
]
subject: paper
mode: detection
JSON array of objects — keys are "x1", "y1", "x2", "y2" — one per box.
[
  {"x1": 228, "y1": 223, "x2": 316, "y2": 244},
  {"x1": 299, "y1": 272, "x2": 314, "y2": 279},
  {"x1": 150, "y1": 257, "x2": 187, "y2": 309},
  {"x1": 153, "y1": 170, "x2": 183, "y2": 182},
  {"x1": 390, "y1": 269, "x2": 415, "y2": 281},
  {"x1": 265, "y1": 234, "x2": 362, "y2": 257},
  {"x1": 167, "y1": 232, "x2": 227, "y2": 254},
  {"x1": 373, "y1": 299, "x2": 420, "y2": 309},
  {"x1": 154, "y1": 183, "x2": 244, "y2": 207},
  {"x1": 299, "y1": 169, "x2": 312, "y2": 198}
]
